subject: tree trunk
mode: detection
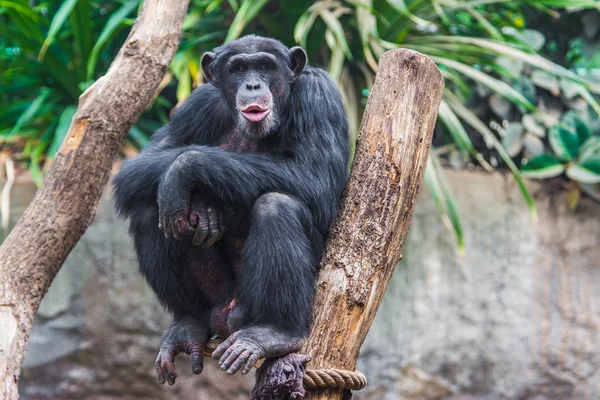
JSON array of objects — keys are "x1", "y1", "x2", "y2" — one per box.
[
  {"x1": 302, "y1": 49, "x2": 444, "y2": 400},
  {"x1": 0, "y1": 1, "x2": 189, "y2": 398}
]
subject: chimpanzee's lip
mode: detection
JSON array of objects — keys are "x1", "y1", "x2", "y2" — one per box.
[{"x1": 240, "y1": 105, "x2": 270, "y2": 122}]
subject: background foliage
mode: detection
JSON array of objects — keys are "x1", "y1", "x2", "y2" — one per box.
[{"x1": 2, "y1": 0, "x2": 600, "y2": 249}]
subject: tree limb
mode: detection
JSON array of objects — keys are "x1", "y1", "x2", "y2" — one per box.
[
  {"x1": 251, "y1": 49, "x2": 444, "y2": 399},
  {"x1": 0, "y1": 1, "x2": 189, "y2": 398}
]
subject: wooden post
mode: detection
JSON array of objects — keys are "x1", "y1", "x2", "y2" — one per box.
[
  {"x1": 0, "y1": 1, "x2": 189, "y2": 398},
  {"x1": 302, "y1": 49, "x2": 444, "y2": 400}
]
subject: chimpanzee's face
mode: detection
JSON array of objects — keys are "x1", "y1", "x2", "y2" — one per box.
[{"x1": 201, "y1": 37, "x2": 307, "y2": 139}]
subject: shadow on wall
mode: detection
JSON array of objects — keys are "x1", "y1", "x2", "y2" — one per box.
[{"x1": 9, "y1": 170, "x2": 600, "y2": 400}]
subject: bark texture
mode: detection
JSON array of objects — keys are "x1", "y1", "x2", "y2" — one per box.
[
  {"x1": 0, "y1": 1, "x2": 189, "y2": 398},
  {"x1": 300, "y1": 49, "x2": 444, "y2": 399}
]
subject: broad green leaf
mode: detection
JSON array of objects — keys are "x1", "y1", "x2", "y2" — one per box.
[
  {"x1": 566, "y1": 163, "x2": 600, "y2": 184},
  {"x1": 579, "y1": 137, "x2": 600, "y2": 161},
  {"x1": 48, "y1": 106, "x2": 77, "y2": 158},
  {"x1": 548, "y1": 125, "x2": 580, "y2": 161},
  {"x1": 522, "y1": 114, "x2": 546, "y2": 137},
  {"x1": 87, "y1": 0, "x2": 138, "y2": 80},
  {"x1": 513, "y1": 29, "x2": 545, "y2": 51},
  {"x1": 502, "y1": 122, "x2": 524, "y2": 157},
  {"x1": 39, "y1": 0, "x2": 80, "y2": 60},
  {"x1": 562, "y1": 111, "x2": 591, "y2": 144},
  {"x1": 531, "y1": 70, "x2": 559, "y2": 93},
  {"x1": 523, "y1": 133, "x2": 545, "y2": 156},
  {"x1": 579, "y1": 157, "x2": 600, "y2": 174},
  {"x1": 521, "y1": 153, "x2": 565, "y2": 179}
]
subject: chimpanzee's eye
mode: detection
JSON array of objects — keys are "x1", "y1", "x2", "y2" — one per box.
[
  {"x1": 259, "y1": 64, "x2": 268, "y2": 72},
  {"x1": 233, "y1": 64, "x2": 246, "y2": 73}
]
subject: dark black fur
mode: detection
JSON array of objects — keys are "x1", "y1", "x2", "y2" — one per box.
[{"x1": 113, "y1": 35, "x2": 349, "y2": 382}]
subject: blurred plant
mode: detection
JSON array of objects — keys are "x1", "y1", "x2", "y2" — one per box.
[
  {"x1": 3, "y1": 0, "x2": 600, "y2": 248},
  {"x1": 520, "y1": 110, "x2": 600, "y2": 210},
  {"x1": 0, "y1": 0, "x2": 168, "y2": 185}
]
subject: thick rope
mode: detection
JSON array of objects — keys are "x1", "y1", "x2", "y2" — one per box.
[
  {"x1": 303, "y1": 368, "x2": 367, "y2": 391},
  {"x1": 204, "y1": 338, "x2": 367, "y2": 391}
]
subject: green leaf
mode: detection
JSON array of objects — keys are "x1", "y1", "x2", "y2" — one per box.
[
  {"x1": 225, "y1": 0, "x2": 268, "y2": 42},
  {"x1": 566, "y1": 163, "x2": 600, "y2": 184},
  {"x1": 579, "y1": 157, "x2": 600, "y2": 174},
  {"x1": 443, "y1": 91, "x2": 537, "y2": 221},
  {"x1": 521, "y1": 153, "x2": 565, "y2": 179},
  {"x1": 430, "y1": 56, "x2": 536, "y2": 112},
  {"x1": 425, "y1": 155, "x2": 465, "y2": 254},
  {"x1": 562, "y1": 111, "x2": 591, "y2": 144},
  {"x1": 438, "y1": 101, "x2": 493, "y2": 171},
  {"x1": 48, "y1": 106, "x2": 77, "y2": 158},
  {"x1": 548, "y1": 125, "x2": 580, "y2": 161},
  {"x1": 579, "y1": 137, "x2": 600, "y2": 161},
  {"x1": 531, "y1": 70, "x2": 559, "y2": 93},
  {"x1": 86, "y1": 0, "x2": 138, "y2": 80},
  {"x1": 9, "y1": 89, "x2": 51, "y2": 136},
  {"x1": 38, "y1": 0, "x2": 80, "y2": 60}
]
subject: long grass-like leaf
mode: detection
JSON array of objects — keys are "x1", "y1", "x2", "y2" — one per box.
[
  {"x1": 444, "y1": 91, "x2": 538, "y2": 221},
  {"x1": 86, "y1": 0, "x2": 138, "y2": 80},
  {"x1": 48, "y1": 106, "x2": 77, "y2": 158},
  {"x1": 38, "y1": 0, "x2": 80, "y2": 60},
  {"x1": 439, "y1": 100, "x2": 493, "y2": 171},
  {"x1": 429, "y1": 55, "x2": 536, "y2": 111},
  {"x1": 419, "y1": 36, "x2": 600, "y2": 93},
  {"x1": 424, "y1": 154, "x2": 465, "y2": 254},
  {"x1": 9, "y1": 89, "x2": 50, "y2": 136},
  {"x1": 225, "y1": 0, "x2": 268, "y2": 42}
]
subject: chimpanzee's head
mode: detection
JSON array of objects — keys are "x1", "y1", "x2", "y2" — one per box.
[{"x1": 201, "y1": 35, "x2": 307, "y2": 139}]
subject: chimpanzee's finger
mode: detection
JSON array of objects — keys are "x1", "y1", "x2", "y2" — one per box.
[
  {"x1": 163, "y1": 216, "x2": 173, "y2": 240},
  {"x1": 217, "y1": 209, "x2": 226, "y2": 241},
  {"x1": 226, "y1": 349, "x2": 251, "y2": 375},
  {"x1": 192, "y1": 212, "x2": 210, "y2": 246},
  {"x1": 175, "y1": 216, "x2": 195, "y2": 237},
  {"x1": 212, "y1": 332, "x2": 238, "y2": 359},
  {"x1": 241, "y1": 352, "x2": 261, "y2": 375},
  {"x1": 190, "y1": 351, "x2": 204, "y2": 375},
  {"x1": 202, "y1": 207, "x2": 220, "y2": 248},
  {"x1": 170, "y1": 217, "x2": 182, "y2": 240}
]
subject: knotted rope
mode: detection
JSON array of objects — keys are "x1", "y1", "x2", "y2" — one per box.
[
  {"x1": 303, "y1": 368, "x2": 367, "y2": 391},
  {"x1": 204, "y1": 338, "x2": 367, "y2": 391}
]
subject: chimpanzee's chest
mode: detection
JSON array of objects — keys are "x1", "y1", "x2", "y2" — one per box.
[{"x1": 216, "y1": 128, "x2": 260, "y2": 152}]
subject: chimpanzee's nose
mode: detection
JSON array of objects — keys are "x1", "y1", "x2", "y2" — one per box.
[{"x1": 245, "y1": 83, "x2": 261, "y2": 90}]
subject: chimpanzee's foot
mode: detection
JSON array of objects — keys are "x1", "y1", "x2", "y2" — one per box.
[
  {"x1": 155, "y1": 315, "x2": 209, "y2": 385},
  {"x1": 212, "y1": 325, "x2": 304, "y2": 375}
]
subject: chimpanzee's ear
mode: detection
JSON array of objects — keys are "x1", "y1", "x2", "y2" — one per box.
[
  {"x1": 289, "y1": 46, "x2": 307, "y2": 81},
  {"x1": 201, "y1": 52, "x2": 217, "y2": 85}
]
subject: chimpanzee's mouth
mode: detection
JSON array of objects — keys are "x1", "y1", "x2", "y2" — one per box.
[{"x1": 240, "y1": 105, "x2": 270, "y2": 122}]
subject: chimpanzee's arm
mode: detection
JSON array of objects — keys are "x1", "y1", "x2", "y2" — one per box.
[{"x1": 113, "y1": 84, "x2": 233, "y2": 218}]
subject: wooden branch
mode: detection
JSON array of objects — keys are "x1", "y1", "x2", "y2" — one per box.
[
  {"x1": 302, "y1": 49, "x2": 443, "y2": 399},
  {"x1": 0, "y1": 1, "x2": 189, "y2": 398}
]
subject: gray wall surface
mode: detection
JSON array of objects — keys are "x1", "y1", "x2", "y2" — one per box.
[{"x1": 11, "y1": 170, "x2": 599, "y2": 400}]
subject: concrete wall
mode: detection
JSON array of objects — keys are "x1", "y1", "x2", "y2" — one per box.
[{"x1": 11, "y1": 170, "x2": 599, "y2": 400}]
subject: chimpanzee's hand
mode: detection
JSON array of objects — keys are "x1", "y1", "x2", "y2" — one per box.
[
  {"x1": 189, "y1": 192, "x2": 226, "y2": 247},
  {"x1": 157, "y1": 182, "x2": 194, "y2": 240}
]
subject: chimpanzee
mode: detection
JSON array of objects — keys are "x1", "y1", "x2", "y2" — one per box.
[{"x1": 113, "y1": 35, "x2": 349, "y2": 385}]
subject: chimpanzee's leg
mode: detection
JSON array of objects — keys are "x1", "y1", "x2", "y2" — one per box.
[
  {"x1": 128, "y1": 204, "x2": 216, "y2": 385},
  {"x1": 212, "y1": 192, "x2": 323, "y2": 375}
]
